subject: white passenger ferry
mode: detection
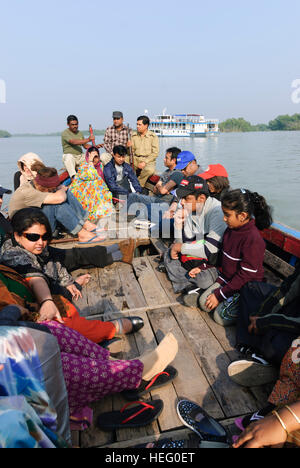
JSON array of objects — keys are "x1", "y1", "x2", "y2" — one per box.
[{"x1": 150, "y1": 113, "x2": 219, "y2": 137}]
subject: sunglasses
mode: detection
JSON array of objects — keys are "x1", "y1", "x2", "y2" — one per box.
[{"x1": 23, "y1": 232, "x2": 51, "y2": 242}]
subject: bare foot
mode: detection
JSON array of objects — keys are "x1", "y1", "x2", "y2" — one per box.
[
  {"x1": 82, "y1": 220, "x2": 97, "y2": 232},
  {"x1": 76, "y1": 274, "x2": 91, "y2": 286},
  {"x1": 78, "y1": 229, "x2": 106, "y2": 243}
]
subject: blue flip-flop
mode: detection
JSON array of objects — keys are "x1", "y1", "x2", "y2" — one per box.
[{"x1": 77, "y1": 235, "x2": 106, "y2": 245}]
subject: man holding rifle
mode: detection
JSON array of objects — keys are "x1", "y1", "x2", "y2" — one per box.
[{"x1": 102, "y1": 111, "x2": 131, "y2": 166}]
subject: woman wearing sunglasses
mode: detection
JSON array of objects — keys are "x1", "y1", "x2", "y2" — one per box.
[{"x1": 0, "y1": 207, "x2": 144, "y2": 342}]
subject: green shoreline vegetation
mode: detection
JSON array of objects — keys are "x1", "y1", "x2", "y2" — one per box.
[{"x1": 2, "y1": 114, "x2": 300, "y2": 137}]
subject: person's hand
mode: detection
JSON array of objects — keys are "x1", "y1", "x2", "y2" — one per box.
[
  {"x1": 189, "y1": 268, "x2": 201, "y2": 278},
  {"x1": 96, "y1": 144, "x2": 104, "y2": 148},
  {"x1": 233, "y1": 415, "x2": 287, "y2": 449},
  {"x1": 174, "y1": 208, "x2": 187, "y2": 230},
  {"x1": 38, "y1": 301, "x2": 64, "y2": 324},
  {"x1": 127, "y1": 140, "x2": 132, "y2": 148},
  {"x1": 163, "y1": 209, "x2": 176, "y2": 219},
  {"x1": 0, "y1": 364, "x2": 4, "y2": 372},
  {"x1": 205, "y1": 293, "x2": 219, "y2": 311},
  {"x1": 137, "y1": 162, "x2": 146, "y2": 170},
  {"x1": 76, "y1": 274, "x2": 91, "y2": 287},
  {"x1": 170, "y1": 243, "x2": 182, "y2": 260},
  {"x1": 66, "y1": 284, "x2": 82, "y2": 301},
  {"x1": 248, "y1": 316, "x2": 259, "y2": 334}
]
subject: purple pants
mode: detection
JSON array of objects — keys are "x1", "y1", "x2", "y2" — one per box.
[{"x1": 42, "y1": 321, "x2": 143, "y2": 414}]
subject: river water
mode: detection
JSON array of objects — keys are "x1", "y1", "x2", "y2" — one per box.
[{"x1": 0, "y1": 131, "x2": 299, "y2": 230}]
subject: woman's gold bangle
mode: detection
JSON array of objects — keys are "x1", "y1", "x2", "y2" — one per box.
[
  {"x1": 272, "y1": 410, "x2": 288, "y2": 437},
  {"x1": 285, "y1": 405, "x2": 300, "y2": 425}
]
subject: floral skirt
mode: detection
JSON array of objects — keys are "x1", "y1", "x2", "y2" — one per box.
[{"x1": 42, "y1": 321, "x2": 144, "y2": 414}]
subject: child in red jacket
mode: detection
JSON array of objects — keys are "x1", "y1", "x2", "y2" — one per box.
[{"x1": 187, "y1": 188, "x2": 273, "y2": 326}]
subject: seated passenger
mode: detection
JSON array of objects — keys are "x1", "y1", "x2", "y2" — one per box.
[
  {"x1": 14, "y1": 152, "x2": 43, "y2": 191},
  {"x1": 103, "y1": 144, "x2": 142, "y2": 198},
  {"x1": 229, "y1": 263, "x2": 300, "y2": 377},
  {"x1": 186, "y1": 189, "x2": 273, "y2": 328},
  {"x1": 0, "y1": 282, "x2": 178, "y2": 427},
  {"x1": 0, "y1": 315, "x2": 70, "y2": 447},
  {"x1": 0, "y1": 208, "x2": 144, "y2": 344},
  {"x1": 198, "y1": 164, "x2": 230, "y2": 201},
  {"x1": 164, "y1": 176, "x2": 226, "y2": 294},
  {"x1": 125, "y1": 149, "x2": 194, "y2": 228},
  {"x1": 8, "y1": 162, "x2": 104, "y2": 244},
  {"x1": 69, "y1": 146, "x2": 114, "y2": 223}
]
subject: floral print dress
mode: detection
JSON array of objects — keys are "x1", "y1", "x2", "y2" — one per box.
[{"x1": 69, "y1": 161, "x2": 113, "y2": 223}]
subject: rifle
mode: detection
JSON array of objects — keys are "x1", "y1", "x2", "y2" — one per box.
[
  {"x1": 89, "y1": 124, "x2": 96, "y2": 147},
  {"x1": 127, "y1": 123, "x2": 135, "y2": 171}
]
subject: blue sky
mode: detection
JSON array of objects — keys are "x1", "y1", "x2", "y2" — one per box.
[{"x1": 1, "y1": 0, "x2": 300, "y2": 132}]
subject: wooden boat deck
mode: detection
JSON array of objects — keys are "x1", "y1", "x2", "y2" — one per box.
[{"x1": 67, "y1": 242, "x2": 277, "y2": 448}]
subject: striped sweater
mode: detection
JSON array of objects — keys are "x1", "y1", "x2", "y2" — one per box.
[{"x1": 214, "y1": 219, "x2": 266, "y2": 302}]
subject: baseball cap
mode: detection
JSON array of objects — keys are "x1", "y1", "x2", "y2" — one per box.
[
  {"x1": 113, "y1": 111, "x2": 123, "y2": 119},
  {"x1": 176, "y1": 176, "x2": 210, "y2": 199},
  {"x1": 175, "y1": 151, "x2": 196, "y2": 170},
  {"x1": 198, "y1": 164, "x2": 228, "y2": 179},
  {"x1": 0, "y1": 186, "x2": 12, "y2": 197}
]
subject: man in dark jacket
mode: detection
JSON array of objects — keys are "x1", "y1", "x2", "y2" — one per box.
[
  {"x1": 103, "y1": 145, "x2": 142, "y2": 198},
  {"x1": 227, "y1": 266, "x2": 300, "y2": 387}
]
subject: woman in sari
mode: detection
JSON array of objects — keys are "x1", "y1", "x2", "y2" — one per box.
[
  {"x1": 69, "y1": 147, "x2": 114, "y2": 223},
  {"x1": 0, "y1": 207, "x2": 144, "y2": 343}
]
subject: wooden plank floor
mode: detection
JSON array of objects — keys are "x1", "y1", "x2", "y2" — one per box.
[{"x1": 69, "y1": 251, "x2": 273, "y2": 448}]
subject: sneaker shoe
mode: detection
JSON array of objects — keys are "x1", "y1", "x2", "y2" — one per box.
[
  {"x1": 182, "y1": 285, "x2": 204, "y2": 308},
  {"x1": 213, "y1": 293, "x2": 240, "y2": 327},
  {"x1": 228, "y1": 357, "x2": 278, "y2": 387}
]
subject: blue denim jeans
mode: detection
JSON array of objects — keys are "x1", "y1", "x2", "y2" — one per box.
[{"x1": 42, "y1": 191, "x2": 89, "y2": 235}]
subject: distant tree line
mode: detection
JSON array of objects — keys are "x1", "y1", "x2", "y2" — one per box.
[
  {"x1": 3, "y1": 114, "x2": 300, "y2": 137},
  {"x1": 0, "y1": 130, "x2": 11, "y2": 138},
  {"x1": 220, "y1": 114, "x2": 300, "y2": 132}
]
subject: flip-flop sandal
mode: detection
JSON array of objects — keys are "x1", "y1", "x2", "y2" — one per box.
[
  {"x1": 77, "y1": 235, "x2": 107, "y2": 246},
  {"x1": 177, "y1": 399, "x2": 230, "y2": 448},
  {"x1": 122, "y1": 366, "x2": 178, "y2": 401},
  {"x1": 97, "y1": 400, "x2": 163, "y2": 431}
]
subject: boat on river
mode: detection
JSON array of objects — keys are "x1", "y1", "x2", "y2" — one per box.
[
  {"x1": 149, "y1": 113, "x2": 219, "y2": 137},
  {"x1": 50, "y1": 218, "x2": 299, "y2": 448}
]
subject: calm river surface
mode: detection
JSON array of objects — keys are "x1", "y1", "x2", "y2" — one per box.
[{"x1": 0, "y1": 131, "x2": 299, "y2": 230}]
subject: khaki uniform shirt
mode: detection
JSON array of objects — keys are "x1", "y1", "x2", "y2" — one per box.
[
  {"x1": 9, "y1": 182, "x2": 48, "y2": 217},
  {"x1": 61, "y1": 128, "x2": 85, "y2": 155},
  {"x1": 131, "y1": 130, "x2": 159, "y2": 164}
]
